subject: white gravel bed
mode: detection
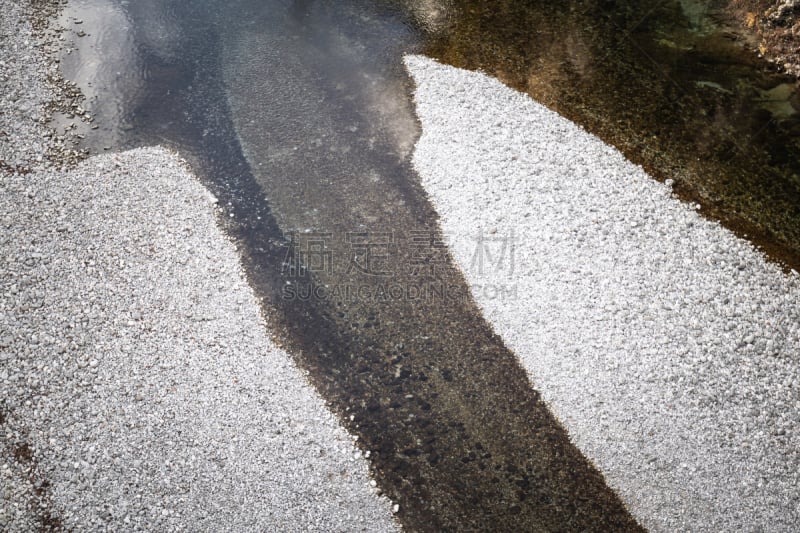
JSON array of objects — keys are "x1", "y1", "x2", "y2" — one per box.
[
  {"x1": 405, "y1": 54, "x2": 800, "y2": 532},
  {"x1": 0, "y1": 1, "x2": 52, "y2": 172},
  {"x1": 1, "y1": 4, "x2": 398, "y2": 528},
  {"x1": 1, "y1": 147, "x2": 399, "y2": 531}
]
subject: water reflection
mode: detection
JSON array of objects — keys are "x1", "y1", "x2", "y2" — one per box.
[
  {"x1": 55, "y1": 0, "x2": 140, "y2": 150},
  {"x1": 56, "y1": 0, "x2": 641, "y2": 530},
  {"x1": 220, "y1": 0, "x2": 420, "y2": 231}
]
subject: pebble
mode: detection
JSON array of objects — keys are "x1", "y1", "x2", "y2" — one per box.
[
  {"x1": 0, "y1": 2, "x2": 398, "y2": 530},
  {"x1": 406, "y1": 54, "x2": 800, "y2": 532}
]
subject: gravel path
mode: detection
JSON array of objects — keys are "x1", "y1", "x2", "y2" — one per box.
[
  {"x1": 1, "y1": 3, "x2": 398, "y2": 530},
  {"x1": 406, "y1": 54, "x2": 800, "y2": 532}
]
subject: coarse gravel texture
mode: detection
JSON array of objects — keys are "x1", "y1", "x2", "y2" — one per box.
[
  {"x1": 1, "y1": 2, "x2": 399, "y2": 529},
  {"x1": 1, "y1": 147, "x2": 400, "y2": 532},
  {"x1": 0, "y1": 0, "x2": 52, "y2": 173},
  {"x1": 406, "y1": 54, "x2": 800, "y2": 532},
  {"x1": 0, "y1": 0, "x2": 88, "y2": 173}
]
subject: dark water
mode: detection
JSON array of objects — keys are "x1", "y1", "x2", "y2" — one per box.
[
  {"x1": 55, "y1": 0, "x2": 640, "y2": 530},
  {"x1": 423, "y1": 0, "x2": 800, "y2": 270}
]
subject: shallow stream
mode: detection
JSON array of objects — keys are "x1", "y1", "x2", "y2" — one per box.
[{"x1": 52, "y1": 0, "x2": 798, "y2": 529}]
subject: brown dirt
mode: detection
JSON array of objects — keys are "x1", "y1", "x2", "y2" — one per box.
[{"x1": 726, "y1": 0, "x2": 800, "y2": 76}]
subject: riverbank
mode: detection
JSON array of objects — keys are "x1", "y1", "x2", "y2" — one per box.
[
  {"x1": 407, "y1": 54, "x2": 800, "y2": 532},
  {"x1": 0, "y1": 2, "x2": 398, "y2": 530},
  {"x1": 4, "y1": 2, "x2": 645, "y2": 529},
  {"x1": 423, "y1": 0, "x2": 800, "y2": 273}
]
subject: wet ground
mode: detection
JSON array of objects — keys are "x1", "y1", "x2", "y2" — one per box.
[{"x1": 48, "y1": 0, "x2": 798, "y2": 530}]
